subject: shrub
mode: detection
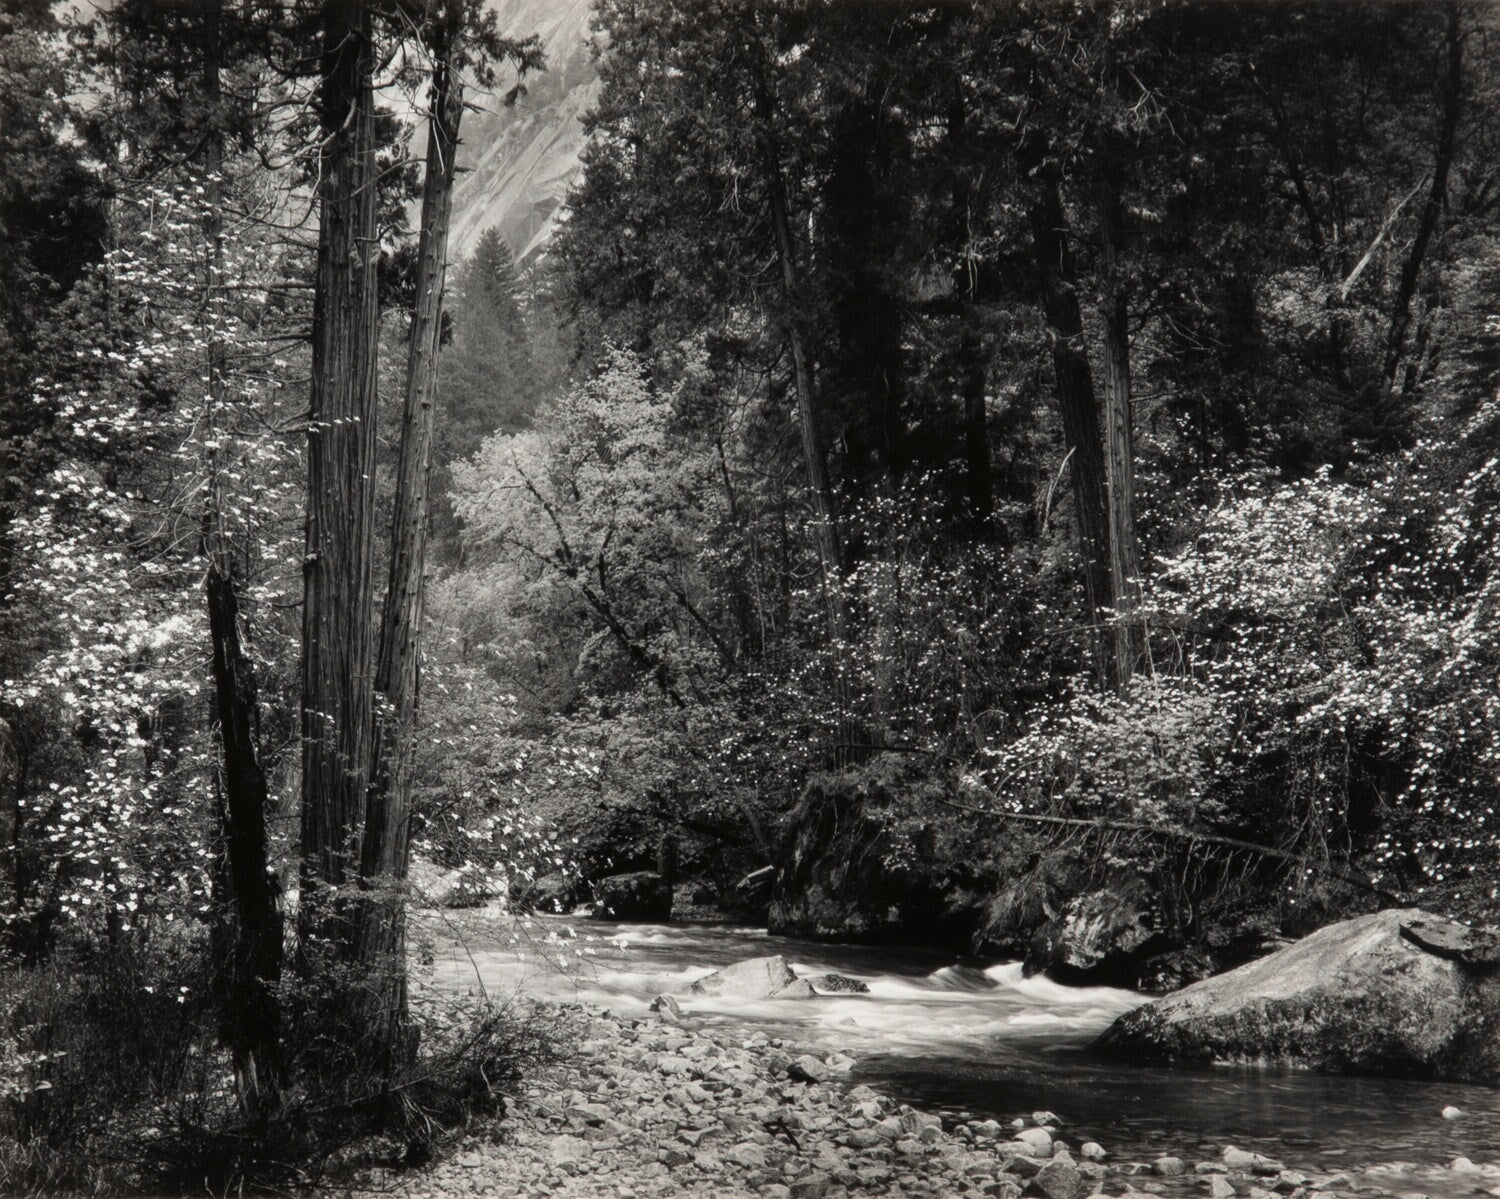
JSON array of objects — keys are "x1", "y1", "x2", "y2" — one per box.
[
  {"x1": 0, "y1": 931, "x2": 578, "y2": 1196},
  {"x1": 1, "y1": 935, "x2": 223, "y2": 1196}
]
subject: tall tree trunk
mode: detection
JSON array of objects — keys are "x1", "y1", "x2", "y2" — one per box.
[
  {"x1": 1098, "y1": 187, "x2": 1142, "y2": 689},
  {"x1": 197, "y1": 0, "x2": 282, "y2": 1116},
  {"x1": 758, "y1": 84, "x2": 854, "y2": 761},
  {"x1": 357, "y1": 18, "x2": 465, "y2": 1064},
  {"x1": 948, "y1": 90, "x2": 994, "y2": 531},
  {"x1": 299, "y1": 0, "x2": 380, "y2": 959},
  {"x1": 765, "y1": 139, "x2": 840, "y2": 592},
  {"x1": 1028, "y1": 168, "x2": 1112, "y2": 683},
  {"x1": 1380, "y1": 2, "x2": 1461, "y2": 409},
  {"x1": 959, "y1": 309, "x2": 993, "y2": 527},
  {"x1": 206, "y1": 567, "x2": 283, "y2": 1115}
]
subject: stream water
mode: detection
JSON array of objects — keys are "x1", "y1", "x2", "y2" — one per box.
[{"x1": 424, "y1": 915, "x2": 1500, "y2": 1181}]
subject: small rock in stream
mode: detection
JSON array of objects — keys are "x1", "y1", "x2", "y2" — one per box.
[
  {"x1": 649, "y1": 993, "x2": 683, "y2": 1017},
  {"x1": 789, "y1": 1054, "x2": 829, "y2": 1083},
  {"x1": 1224, "y1": 1148, "x2": 1285, "y2": 1174},
  {"x1": 1015, "y1": 1127, "x2": 1055, "y2": 1155},
  {"x1": 810, "y1": 973, "x2": 871, "y2": 994}
]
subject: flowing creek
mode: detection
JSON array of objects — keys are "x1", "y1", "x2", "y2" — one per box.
[{"x1": 424, "y1": 916, "x2": 1500, "y2": 1186}]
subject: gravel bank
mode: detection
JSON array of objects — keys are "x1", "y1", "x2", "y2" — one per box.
[{"x1": 352, "y1": 1004, "x2": 1500, "y2": 1199}]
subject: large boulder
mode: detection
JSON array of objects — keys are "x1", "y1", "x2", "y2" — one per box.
[
  {"x1": 590, "y1": 871, "x2": 673, "y2": 922},
  {"x1": 1094, "y1": 908, "x2": 1500, "y2": 1084},
  {"x1": 1025, "y1": 886, "x2": 1168, "y2": 986},
  {"x1": 688, "y1": 955, "x2": 809, "y2": 1000}
]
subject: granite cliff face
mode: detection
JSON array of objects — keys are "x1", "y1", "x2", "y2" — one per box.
[{"x1": 449, "y1": 0, "x2": 598, "y2": 266}]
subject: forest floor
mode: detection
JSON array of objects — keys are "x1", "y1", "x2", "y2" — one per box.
[{"x1": 344, "y1": 1002, "x2": 1500, "y2": 1199}]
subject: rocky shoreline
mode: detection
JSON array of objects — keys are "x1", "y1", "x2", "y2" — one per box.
[{"x1": 351, "y1": 1003, "x2": 1500, "y2": 1199}]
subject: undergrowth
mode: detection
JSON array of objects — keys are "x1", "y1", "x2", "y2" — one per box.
[{"x1": 1, "y1": 932, "x2": 576, "y2": 1196}]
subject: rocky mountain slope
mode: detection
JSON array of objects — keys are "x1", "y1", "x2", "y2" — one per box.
[{"x1": 450, "y1": 0, "x2": 598, "y2": 266}]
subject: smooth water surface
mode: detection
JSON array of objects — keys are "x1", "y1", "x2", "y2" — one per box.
[{"x1": 422, "y1": 915, "x2": 1500, "y2": 1177}]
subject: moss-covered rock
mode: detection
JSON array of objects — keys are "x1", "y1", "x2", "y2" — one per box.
[
  {"x1": 1023, "y1": 885, "x2": 1170, "y2": 986},
  {"x1": 1094, "y1": 908, "x2": 1500, "y2": 1083}
]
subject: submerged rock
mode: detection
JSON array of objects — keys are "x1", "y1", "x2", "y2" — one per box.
[{"x1": 1094, "y1": 908, "x2": 1500, "y2": 1084}]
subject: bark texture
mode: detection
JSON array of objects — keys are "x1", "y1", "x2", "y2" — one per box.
[
  {"x1": 299, "y1": 0, "x2": 380, "y2": 951},
  {"x1": 206, "y1": 566, "x2": 283, "y2": 1111},
  {"x1": 1381, "y1": 2, "x2": 1461, "y2": 406},
  {"x1": 764, "y1": 125, "x2": 840, "y2": 593},
  {"x1": 199, "y1": 0, "x2": 282, "y2": 1114},
  {"x1": 1099, "y1": 187, "x2": 1142, "y2": 688},
  {"x1": 357, "y1": 16, "x2": 466, "y2": 1057},
  {"x1": 1028, "y1": 169, "x2": 1112, "y2": 680}
]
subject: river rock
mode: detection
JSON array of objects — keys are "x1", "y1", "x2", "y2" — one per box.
[
  {"x1": 790, "y1": 1174, "x2": 832, "y2": 1199},
  {"x1": 592, "y1": 871, "x2": 673, "y2": 921},
  {"x1": 724, "y1": 1142, "x2": 767, "y2": 1168},
  {"x1": 1015, "y1": 1128, "x2": 1055, "y2": 1155},
  {"x1": 1207, "y1": 1177, "x2": 1237, "y2": 1199},
  {"x1": 1223, "y1": 1149, "x2": 1283, "y2": 1174},
  {"x1": 1030, "y1": 1157, "x2": 1087, "y2": 1199},
  {"x1": 789, "y1": 1054, "x2": 830, "y2": 1083},
  {"x1": 1004, "y1": 1153, "x2": 1048, "y2": 1178},
  {"x1": 810, "y1": 973, "x2": 872, "y2": 994},
  {"x1": 1025, "y1": 886, "x2": 1167, "y2": 986},
  {"x1": 408, "y1": 856, "x2": 461, "y2": 906},
  {"x1": 1155, "y1": 1158, "x2": 1188, "y2": 1177},
  {"x1": 688, "y1": 955, "x2": 800, "y2": 999},
  {"x1": 1398, "y1": 917, "x2": 1500, "y2": 967},
  {"x1": 649, "y1": 993, "x2": 683, "y2": 1020},
  {"x1": 825, "y1": 1051, "x2": 856, "y2": 1073},
  {"x1": 1094, "y1": 908, "x2": 1500, "y2": 1084}
]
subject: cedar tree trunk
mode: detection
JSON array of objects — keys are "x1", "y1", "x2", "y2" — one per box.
[{"x1": 299, "y1": 0, "x2": 380, "y2": 957}]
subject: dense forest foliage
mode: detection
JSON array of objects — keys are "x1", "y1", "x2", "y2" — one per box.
[
  {"x1": 1, "y1": 0, "x2": 1498, "y2": 1190},
  {"x1": 461, "y1": 0, "x2": 1500, "y2": 942}
]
